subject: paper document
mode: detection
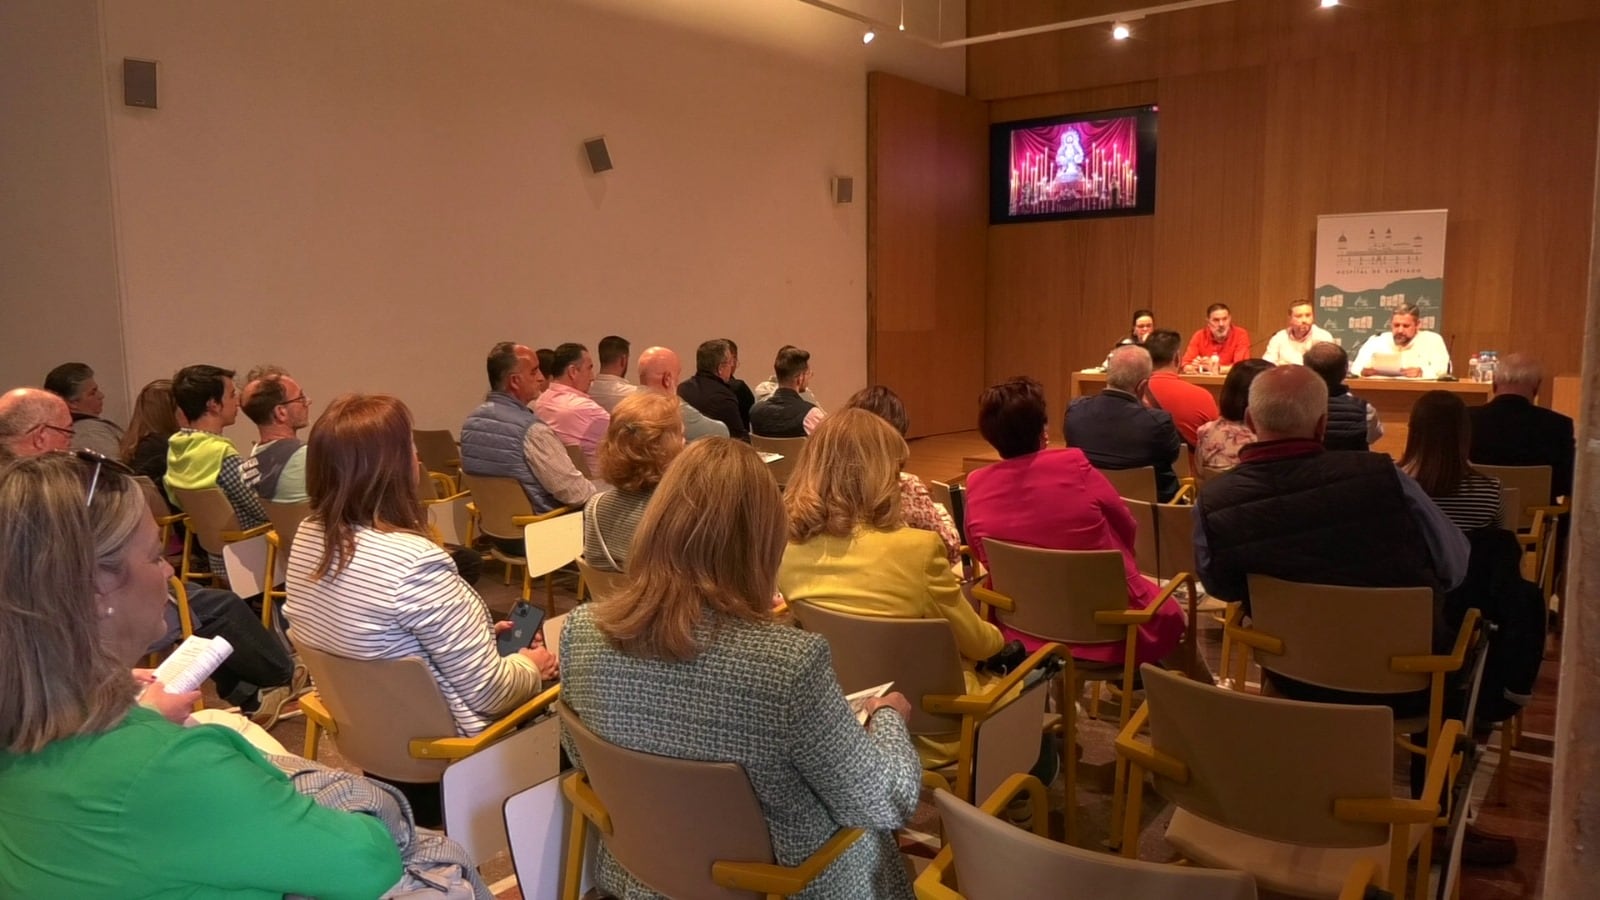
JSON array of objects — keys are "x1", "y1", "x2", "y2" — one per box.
[
  {"x1": 845, "y1": 681, "x2": 895, "y2": 725},
  {"x1": 153, "y1": 635, "x2": 234, "y2": 694}
]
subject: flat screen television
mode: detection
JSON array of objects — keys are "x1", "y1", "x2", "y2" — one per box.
[{"x1": 990, "y1": 105, "x2": 1158, "y2": 224}]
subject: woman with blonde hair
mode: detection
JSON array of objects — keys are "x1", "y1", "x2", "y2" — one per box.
[
  {"x1": 582, "y1": 391, "x2": 685, "y2": 573},
  {"x1": 561, "y1": 437, "x2": 922, "y2": 898},
  {"x1": 0, "y1": 453, "x2": 401, "y2": 897},
  {"x1": 843, "y1": 385, "x2": 963, "y2": 568},
  {"x1": 778, "y1": 409, "x2": 1004, "y2": 766}
]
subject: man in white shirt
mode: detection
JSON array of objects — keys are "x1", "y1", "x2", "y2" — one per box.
[
  {"x1": 1350, "y1": 304, "x2": 1451, "y2": 379},
  {"x1": 1263, "y1": 300, "x2": 1334, "y2": 366},
  {"x1": 636, "y1": 346, "x2": 729, "y2": 442},
  {"x1": 588, "y1": 334, "x2": 639, "y2": 414}
]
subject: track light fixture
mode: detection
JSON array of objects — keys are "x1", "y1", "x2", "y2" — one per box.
[
  {"x1": 1112, "y1": 22, "x2": 1131, "y2": 40},
  {"x1": 1320, "y1": 0, "x2": 1339, "y2": 7},
  {"x1": 862, "y1": 29, "x2": 875, "y2": 44}
]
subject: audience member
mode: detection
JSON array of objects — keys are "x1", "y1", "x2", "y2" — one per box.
[
  {"x1": 724, "y1": 337, "x2": 757, "y2": 430},
  {"x1": 241, "y1": 371, "x2": 311, "y2": 503},
  {"x1": 1181, "y1": 302, "x2": 1252, "y2": 371},
  {"x1": 1303, "y1": 341, "x2": 1383, "y2": 450},
  {"x1": 119, "y1": 378, "x2": 181, "y2": 486},
  {"x1": 534, "y1": 348, "x2": 556, "y2": 393},
  {"x1": 1064, "y1": 345, "x2": 1182, "y2": 502},
  {"x1": 1142, "y1": 328, "x2": 1220, "y2": 446},
  {"x1": 0, "y1": 454, "x2": 402, "y2": 898},
  {"x1": 778, "y1": 409, "x2": 1002, "y2": 768},
  {"x1": 1194, "y1": 359, "x2": 1274, "y2": 471},
  {"x1": 1402, "y1": 392, "x2": 1504, "y2": 532},
  {"x1": 167, "y1": 365, "x2": 269, "y2": 572},
  {"x1": 965, "y1": 377, "x2": 1188, "y2": 674},
  {"x1": 43, "y1": 362, "x2": 124, "y2": 458},
  {"x1": 1351, "y1": 304, "x2": 1450, "y2": 379},
  {"x1": 581, "y1": 392, "x2": 685, "y2": 574},
  {"x1": 460, "y1": 342, "x2": 595, "y2": 523},
  {"x1": 560, "y1": 437, "x2": 920, "y2": 898},
  {"x1": 843, "y1": 385, "x2": 962, "y2": 568},
  {"x1": 0, "y1": 387, "x2": 74, "y2": 465},
  {"x1": 749, "y1": 345, "x2": 826, "y2": 437},
  {"x1": 1469, "y1": 353, "x2": 1575, "y2": 503},
  {"x1": 1262, "y1": 299, "x2": 1333, "y2": 365},
  {"x1": 1194, "y1": 365, "x2": 1467, "y2": 628},
  {"x1": 636, "y1": 345, "x2": 729, "y2": 441},
  {"x1": 676, "y1": 338, "x2": 748, "y2": 441},
  {"x1": 588, "y1": 334, "x2": 638, "y2": 414},
  {"x1": 535, "y1": 342, "x2": 610, "y2": 475}
]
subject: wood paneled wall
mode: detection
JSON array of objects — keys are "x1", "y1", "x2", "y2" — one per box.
[
  {"x1": 970, "y1": 0, "x2": 1600, "y2": 407},
  {"x1": 867, "y1": 72, "x2": 990, "y2": 437}
]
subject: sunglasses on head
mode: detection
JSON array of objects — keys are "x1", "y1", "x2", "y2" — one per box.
[{"x1": 63, "y1": 448, "x2": 134, "y2": 507}]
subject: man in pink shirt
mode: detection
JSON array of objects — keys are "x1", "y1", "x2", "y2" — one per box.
[
  {"x1": 534, "y1": 342, "x2": 610, "y2": 476},
  {"x1": 1180, "y1": 303, "x2": 1252, "y2": 372}
]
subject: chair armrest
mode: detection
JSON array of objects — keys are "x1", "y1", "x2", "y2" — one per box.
[
  {"x1": 426, "y1": 471, "x2": 460, "y2": 498},
  {"x1": 154, "y1": 512, "x2": 186, "y2": 527},
  {"x1": 1393, "y1": 609, "x2": 1480, "y2": 673},
  {"x1": 914, "y1": 844, "x2": 963, "y2": 900},
  {"x1": 222, "y1": 523, "x2": 273, "y2": 542},
  {"x1": 561, "y1": 770, "x2": 613, "y2": 835},
  {"x1": 1113, "y1": 701, "x2": 1189, "y2": 783},
  {"x1": 424, "y1": 489, "x2": 470, "y2": 504},
  {"x1": 265, "y1": 531, "x2": 280, "y2": 549},
  {"x1": 1337, "y1": 859, "x2": 1383, "y2": 900},
  {"x1": 1335, "y1": 720, "x2": 1463, "y2": 825},
  {"x1": 1223, "y1": 615, "x2": 1285, "y2": 656},
  {"x1": 712, "y1": 827, "x2": 865, "y2": 894},
  {"x1": 299, "y1": 691, "x2": 337, "y2": 736},
  {"x1": 511, "y1": 505, "x2": 578, "y2": 527},
  {"x1": 409, "y1": 683, "x2": 561, "y2": 760},
  {"x1": 1094, "y1": 607, "x2": 1157, "y2": 625},
  {"x1": 924, "y1": 643, "x2": 1068, "y2": 715},
  {"x1": 969, "y1": 583, "x2": 1013, "y2": 613},
  {"x1": 1171, "y1": 483, "x2": 1195, "y2": 505},
  {"x1": 977, "y1": 773, "x2": 1050, "y2": 836}
]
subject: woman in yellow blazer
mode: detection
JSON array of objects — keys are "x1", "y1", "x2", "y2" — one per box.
[{"x1": 778, "y1": 409, "x2": 1004, "y2": 768}]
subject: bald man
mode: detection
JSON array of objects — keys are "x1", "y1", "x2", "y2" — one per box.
[
  {"x1": 0, "y1": 387, "x2": 75, "y2": 464},
  {"x1": 637, "y1": 346, "x2": 729, "y2": 442}
]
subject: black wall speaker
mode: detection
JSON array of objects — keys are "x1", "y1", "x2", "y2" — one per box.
[
  {"x1": 832, "y1": 176, "x2": 854, "y2": 204},
  {"x1": 584, "y1": 137, "x2": 613, "y2": 173},
  {"x1": 123, "y1": 58, "x2": 158, "y2": 109}
]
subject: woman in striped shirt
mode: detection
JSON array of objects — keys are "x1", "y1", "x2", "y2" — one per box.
[{"x1": 1400, "y1": 390, "x2": 1504, "y2": 532}]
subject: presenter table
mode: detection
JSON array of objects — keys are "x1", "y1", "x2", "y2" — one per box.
[{"x1": 1066, "y1": 371, "x2": 1493, "y2": 458}]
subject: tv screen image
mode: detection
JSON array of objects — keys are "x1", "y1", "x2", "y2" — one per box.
[{"x1": 991, "y1": 105, "x2": 1157, "y2": 223}]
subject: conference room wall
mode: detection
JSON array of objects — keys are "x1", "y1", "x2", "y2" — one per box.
[
  {"x1": 1, "y1": 0, "x2": 961, "y2": 442},
  {"x1": 972, "y1": 0, "x2": 1599, "y2": 406}
]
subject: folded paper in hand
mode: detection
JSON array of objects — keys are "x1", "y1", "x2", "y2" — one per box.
[
  {"x1": 153, "y1": 634, "x2": 234, "y2": 694},
  {"x1": 846, "y1": 681, "x2": 894, "y2": 725}
]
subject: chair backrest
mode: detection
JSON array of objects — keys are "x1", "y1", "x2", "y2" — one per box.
[
  {"x1": 263, "y1": 499, "x2": 313, "y2": 558},
  {"x1": 1245, "y1": 575, "x2": 1434, "y2": 694},
  {"x1": 523, "y1": 510, "x2": 584, "y2": 579},
  {"x1": 789, "y1": 601, "x2": 967, "y2": 736},
  {"x1": 1499, "y1": 486, "x2": 1520, "y2": 533},
  {"x1": 564, "y1": 444, "x2": 593, "y2": 479},
  {"x1": 576, "y1": 557, "x2": 627, "y2": 602},
  {"x1": 442, "y1": 714, "x2": 562, "y2": 866},
  {"x1": 1472, "y1": 464, "x2": 1553, "y2": 527},
  {"x1": 168, "y1": 486, "x2": 242, "y2": 554},
  {"x1": 558, "y1": 702, "x2": 776, "y2": 900},
  {"x1": 1141, "y1": 665, "x2": 1394, "y2": 848},
  {"x1": 132, "y1": 475, "x2": 176, "y2": 519},
  {"x1": 1095, "y1": 465, "x2": 1158, "y2": 503},
  {"x1": 1125, "y1": 499, "x2": 1159, "y2": 578},
  {"x1": 1154, "y1": 501, "x2": 1198, "y2": 581},
  {"x1": 936, "y1": 787, "x2": 1258, "y2": 900},
  {"x1": 982, "y1": 541, "x2": 1130, "y2": 644},
  {"x1": 291, "y1": 639, "x2": 458, "y2": 783},
  {"x1": 460, "y1": 472, "x2": 535, "y2": 541},
  {"x1": 750, "y1": 434, "x2": 807, "y2": 486},
  {"x1": 1195, "y1": 463, "x2": 1232, "y2": 486},
  {"x1": 413, "y1": 429, "x2": 461, "y2": 478},
  {"x1": 929, "y1": 479, "x2": 969, "y2": 543}
]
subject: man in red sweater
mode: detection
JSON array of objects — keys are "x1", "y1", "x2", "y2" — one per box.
[{"x1": 1181, "y1": 303, "x2": 1252, "y2": 372}]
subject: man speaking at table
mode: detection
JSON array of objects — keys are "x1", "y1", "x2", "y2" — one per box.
[
  {"x1": 1350, "y1": 303, "x2": 1451, "y2": 379},
  {"x1": 1181, "y1": 303, "x2": 1252, "y2": 373}
]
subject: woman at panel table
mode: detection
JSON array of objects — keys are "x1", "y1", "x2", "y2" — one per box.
[
  {"x1": 581, "y1": 391, "x2": 686, "y2": 574},
  {"x1": 0, "y1": 453, "x2": 401, "y2": 899},
  {"x1": 963, "y1": 377, "x2": 1190, "y2": 674},
  {"x1": 560, "y1": 437, "x2": 922, "y2": 899},
  {"x1": 1102, "y1": 308, "x2": 1157, "y2": 368}
]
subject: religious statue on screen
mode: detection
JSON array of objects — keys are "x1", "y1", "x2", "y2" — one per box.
[{"x1": 1054, "y1": 129, "x2": 1085, "y2": 186}]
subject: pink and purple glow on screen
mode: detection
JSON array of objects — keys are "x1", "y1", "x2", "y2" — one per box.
[{"x1": 1007, "y1": 115, "x2": 1140, "y2": 215}]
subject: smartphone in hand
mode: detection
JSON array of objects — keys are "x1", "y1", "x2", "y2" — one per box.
[{"x1": 496, "y1": 601, "x2": 547, "y2": 656}]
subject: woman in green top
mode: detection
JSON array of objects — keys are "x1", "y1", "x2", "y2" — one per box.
[{"x1": 0, "y1": 452, "x2": 402, "y2": 899}]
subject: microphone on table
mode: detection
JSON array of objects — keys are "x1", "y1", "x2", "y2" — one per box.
[{"x1": 1437, "y1": 333, "x2": 1459, "y2": 381}]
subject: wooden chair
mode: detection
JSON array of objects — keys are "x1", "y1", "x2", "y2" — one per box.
[
  {"x1": 440, "y1": 714, "x2": 563, "y2": 868},
  {"x1": 132, "y1": 475, "x2": 186, "y2": 552},
  {"x1": 261, "y1": 499, "x2": 312, "y2": 628},
  {"x1": 1117, "y1": 665, "x2": 1462, "y2": 900},
  {"x1": 1095, "y1": 465, "x2": 1158, "y2": 503},
  {"x1": 505, "y1": 775, "x2": 593, "y2": 900},
  {"x1": 413, "y1": 429, "x2": 462, "y2": 490},
  {"x1": 558, "y1": 701, "x2": 865, "y2": 900},
  {"x1": 522, "y1": 508, "x2": 585, "y2": 617},
  {"x1": 916, "y1": 773, "x2": 1258, "y2": 900},
  {"x1": 1472, "y1": 464, "x2": 1559, "y2": 527},
  {"x1": 418, "y1": 463, "x2": 472, "y2": 547},
  {"x1": 461, "y1": 472, "x2": 574, "y2": 590},
  {"x1": 575, "y1": 557, "x2": 627, "y2": 603},
  {"x1": 750, "y1": 434, "x2": 808, "y2": 488},
  {"x1": 168, "y1": 486, "x2": 272, "y2": 595},
  {"x1": 788, "y1": 603, "x2": 1069, "y2": 822}
]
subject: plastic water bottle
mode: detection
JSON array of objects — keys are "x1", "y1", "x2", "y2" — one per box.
[{"x1": 1468, "y1": 354, "x2": 1481, "y2": 382}]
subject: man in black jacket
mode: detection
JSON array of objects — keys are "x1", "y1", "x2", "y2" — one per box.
[
  {"x1": 677, "y1": 339, "x2": 748, "y2": 441},
  {"x1": 1064, "y1": 345, "x2": 1182, "y2": 501},
  {"x1": 1302, "y1": 341, "x2": 1382, "y2": 451},
  {"x1": 1469, "y1": 353, "x2": 1574, "y2": 503}
]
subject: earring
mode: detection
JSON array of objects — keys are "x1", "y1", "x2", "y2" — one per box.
[{"x1": 104, "y1": 606, "x2": 115, "y2": 617}]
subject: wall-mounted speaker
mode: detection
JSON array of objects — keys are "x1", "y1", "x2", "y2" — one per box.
[
  {"x1": 123, "y1": 58, "x2": 158, "y2": 109},
  {"x1": 832, "y1": 176, "x2": 854, "y2": 204},
  {"x1": 584, "y1": 137, "x2": 613, "y2": 174}
]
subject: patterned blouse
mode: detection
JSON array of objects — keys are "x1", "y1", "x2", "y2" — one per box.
[
  {"x1": 899, "y1": 472, "x2": 962, "y2": 568},
  {"x1": 1195, "y1": 418, "x2": 1256, "y2": 471}
]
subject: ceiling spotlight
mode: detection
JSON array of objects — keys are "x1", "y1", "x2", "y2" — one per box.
[
  {"x1": 898, "y1": 0, "x2": 906, "y2": 31},
  {"x1": 1112, "y1": 22, "x2": 1131, "y2": 40},
  {"x1": 863, "y1": 29, "x2": 876, "y2": 44},
  {"x1": 1320, "y1": 0, "x2": 1339, "y2": 7}
]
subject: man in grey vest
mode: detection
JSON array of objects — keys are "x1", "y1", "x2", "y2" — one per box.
[{"x1": 242, "y1": 371, "x2": 312, "y2": 502}]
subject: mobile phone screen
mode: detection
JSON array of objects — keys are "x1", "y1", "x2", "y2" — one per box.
[{"x1": 496, "y1": 601, "x2": 548, "y2": 656}]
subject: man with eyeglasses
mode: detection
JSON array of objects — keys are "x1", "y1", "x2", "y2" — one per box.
[
  {"x1": 241, "y1": 372, "x2": 312, "y2": 503},
  {"x1": 0, "y1": 387, "x2": 75, "y2": 464}
]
